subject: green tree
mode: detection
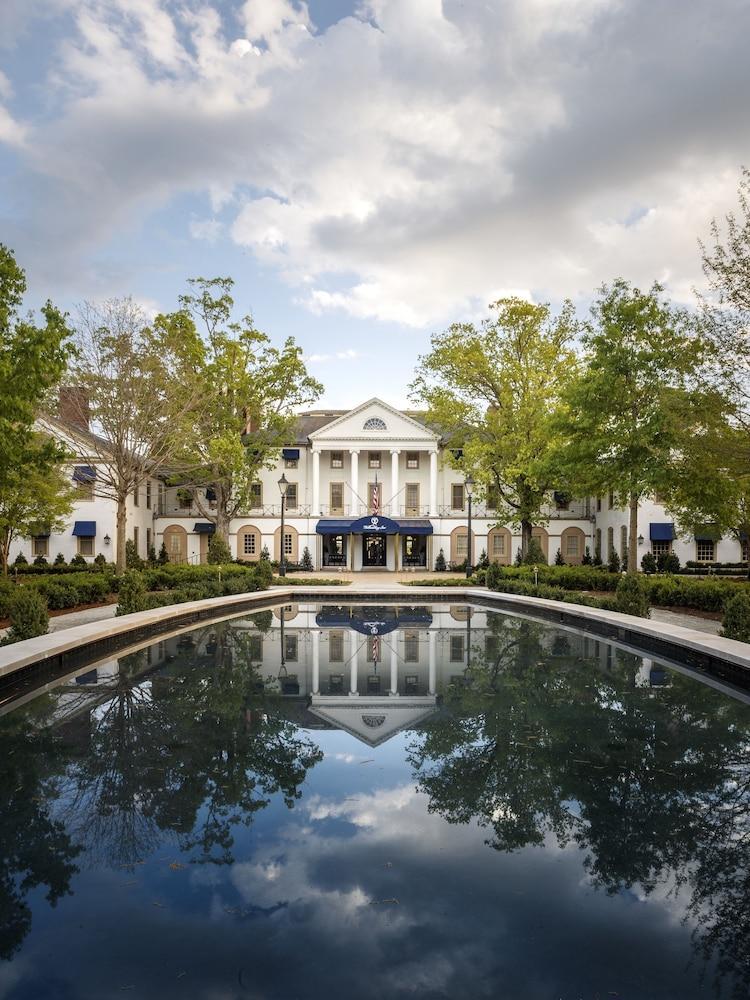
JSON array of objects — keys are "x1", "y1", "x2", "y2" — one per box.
[
  {"x1": 0, "y1": 246, "x2": 74, "y2": 574},
  {"x1": 557, "y1": 280, "x2": 707, "y2": 573},
  {"x1": 411, "y1": 298, "x2": 579, "y2": 556},
  {"x1": 160, "y1": 278, "x2": 323, "y2": 545}
]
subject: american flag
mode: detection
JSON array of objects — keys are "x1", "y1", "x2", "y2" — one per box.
[{"x1": 371, "y1": 476, "x2": 379, "y2": 514}]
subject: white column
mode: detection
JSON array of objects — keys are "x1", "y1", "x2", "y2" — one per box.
[
  {"x1": 428, "y1": 630, "x2": 437, "y2": 695},
  {"x1": 391, "y1": 449, "x2": 400, "y2": 516},
  {"x1": 312, "y1": 630, "x2": 320, "y2": 695},
  {"x1": 312, "y1": 449, "x2": 320, "y2": 515},
  {"x1": 349, "y1": 635, "x2": 360, "y2": 696},
  {"x1": 389, "y1": 639, "x2": 399, "y2": 696},
  {"x1": 349, "y1": 449, "x2": 359, "y2": 516},
  {"x1": 429, "y1": 450, "x2": 438, "y2": 515}
]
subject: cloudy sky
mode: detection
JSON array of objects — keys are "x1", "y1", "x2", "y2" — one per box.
[{"x1": 1, "y1": 0, "x2": 748, "y2": 406}]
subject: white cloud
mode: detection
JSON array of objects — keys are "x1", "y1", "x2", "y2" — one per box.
[
  {"x1": 3, "y1": 0, "x2": 749, "y2": 323},
  {"x1": 305, "y1": 348, "x2": 361, "y2": 364}
]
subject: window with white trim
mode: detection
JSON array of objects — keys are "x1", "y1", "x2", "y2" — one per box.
[
  {"x1": 449, "y1": 634, "x2": 465, "y2": 662},
  {"x1": 406, "y1": 451, "x2": 419, "y2": 469},
  {"x1": 33, "y1": 536, "x2": 49, "y2": 557},
  {"x1": 330, "y1": 451, "x2": 344, "y2": 468},
  {"x1": 565, "y1": 534, "x2": 579, "y2": 557},
  {"x1": 78, "y1": 536, "x2": 94, "y2": 557},
  {"x1": 243, "y1": 533, "x2": 256, "y2": 556},
  {"x1": 492, "y1": 533, "x2": 505, "y2": 556},
  {"x1": 696, "y1": 540, "x2": 715, "y2": 562},
  {"x1": 284, "y1": 634, "x2": 298, "y2": 661},
  {"x1": 368, "y1": 451, "x2": 381, "y2": 469},
  {"x1": 405, "y1": 483, "x2": 420, "y2": 514},
  {"x1": 330, "y1": 482, "x2": 344, "y2": 514},
  {"x1": 250, "y1": 483, "x2": 262, "y2": 508},
  {"x1": 363, "y1": 417, "x2": 387, "y2": 430},
  {"x1": 329, "y1": 631, "x2": 344, "y2": 662},
  {"x1": 451, "y1": 483, "x2": 465, "y2": 510},
  {"x1": 283, "y1": 532, "x2": 293, "y2": 556},
  {"x1": 651, "y1": 540, "x2": 672, "y2": 557},
  {"x1": 455, "y1": 533, "x2": 468, "y2": 556},
  {"x1": 404, "y1": 631, "x2": 419, "y2": 662},
  {"x1": 285, "y1": 483, "x2": 298, "y2": 509}
]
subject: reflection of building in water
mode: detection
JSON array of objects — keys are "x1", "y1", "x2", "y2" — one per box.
[{"x1": 8, "y1": 604, "x2": 670, "y2": 748}]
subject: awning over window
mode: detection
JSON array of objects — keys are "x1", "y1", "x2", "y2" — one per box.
[
  {"x1": 205, "y1": 487, "x2": 217, "y2": 501},
  {"x1": 694, "y1": 524, "x2": 722, "y2": 542},
  {"x1": 650, "y1": 523, "x2": 675, "y2": 541},
  {"x1": 193, "y1": 522, "x2": 216, "y2": 534},
  {"x1": 398, "y1": 519, "x2": 433, "y2": 536},
  {"x1": 72, "y1": 521, "x2": 96, "y2": 537},
  {"x1": 316, "y1": 519, "x2": 354, "y2": 535},
  {"x1": 282, "y1": 448, "x2": 300, "y2": 460},
  {"x1": 72, "y1": 465, "x2": 96, "y2": 483}
]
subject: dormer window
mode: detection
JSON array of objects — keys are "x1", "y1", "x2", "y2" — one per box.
[{"x1": 363, "y1": 417, "x2": 387, "y2": 431}]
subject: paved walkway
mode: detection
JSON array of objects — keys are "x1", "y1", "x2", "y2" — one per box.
[{"x1": 650, "y1": 607, "x2": 721, "y2": 636}]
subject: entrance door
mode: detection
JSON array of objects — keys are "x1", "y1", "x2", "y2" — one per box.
[
  {"x1": 199, "y1": 532, "x2": 210, "y2": 564},
  {"x1": 363, "y1": 535, "x2": 387, "y2": 567}
]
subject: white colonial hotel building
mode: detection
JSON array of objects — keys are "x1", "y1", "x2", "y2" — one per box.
[{"x1": 17, "y1": 397, "x2": 745, "y2": 570}]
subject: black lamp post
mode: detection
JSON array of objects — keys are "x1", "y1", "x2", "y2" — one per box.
[
  {"x1": 278, "y1": 473, "x2": 288, "y2": 577},
  {"x1": 465, "y1": 474, "x2": 475, "y2": 578}
]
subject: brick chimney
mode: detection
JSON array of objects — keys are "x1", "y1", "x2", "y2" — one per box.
[{"x1": 59, "y1": 386, "x2": 90, "y2": 431}]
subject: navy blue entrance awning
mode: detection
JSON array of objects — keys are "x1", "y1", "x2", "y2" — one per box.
[
  {"x1": 282, "y1": 448, "x2": 300, "y2": 460},
  {"x1": 350, "y1": 514, "x2": 400, "y2": 535},
  {"x1": 316, "y1": 519, "x2": 354, "y2": 535},
  {"x1": 72, "y1": 521, "x2": 96, "y2": 537},
  {"x1": 650, "y1": 523, "x2": 675, "y2": 541},
  {"x1": 72, "y1": 465, "x2": 96, "y2": 483},
  {"x1": 398, "y1": 519, "x2": 433, "y2": 536},
  {"x1": 193, "y1": 522, "x2": 216, "y2": 534},
  {"x1": 316, "y1": 606, "x2": 433, "y2": 636}
]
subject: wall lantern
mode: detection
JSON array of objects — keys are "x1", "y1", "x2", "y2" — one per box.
[
  {"x1": 103, "y1": 534, "x2": 111, "y2": 546},
  {"x1": 637, "y1": 534, "x2": 644, "y2": 546}
]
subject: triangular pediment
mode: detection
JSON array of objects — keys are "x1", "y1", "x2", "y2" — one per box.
[
  {"x1": 309, "y1": 696, "x2": 438, "y2": 747},
  {"x1": 308, "y1": 398, "x2": 438, "y2": 445}
]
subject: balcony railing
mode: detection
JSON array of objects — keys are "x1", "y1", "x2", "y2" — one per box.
[{"x1": 157, "y1": 501, "x2": 312, "y2": 518}]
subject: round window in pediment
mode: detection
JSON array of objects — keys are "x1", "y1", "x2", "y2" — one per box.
[{"x1": 363, "y1": 417, "x2": 387, "y2": 431}]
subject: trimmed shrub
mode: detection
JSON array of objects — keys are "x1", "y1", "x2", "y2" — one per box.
[
  {"x1": 33, "y1": 554, "x2": 48, "y2": 566},
  {"x1": 3, "y1": 589, "x2": 49, "y2": 643},
  {"x1": 592, "y1": 546, "x2": 602, "y2": 567},
  {"x1": 125, "y1": 539, "x2": 144, "y2": 570},
  {"x1": 94, "y1": 553, "x2": 107, "y2": 567},
  {"x1": 147, "y1": 544, "x2": 157, "y2": 565},
  {"x1": 486, "y1": 562, "x2": 503, "y2": 590},
  {"x1": 435, "y1": 549, "x2": 447, "y2": 572},
  {"x1": 35, "y1": 580, "x2": 80, "y2": 610},
  {"x1": 13, "y1": 552, "x2": 28, "y2": 566},
  {"x1": 582, "y1": 546, "x2": 592, "y2": 566},
  {"x1": 522, "y1": 538, "x2": 547, "y2": 565},
  {"x1": 256, "y1": 559, "x2": 273, "y2": 588},
  {"x1": 53, "y1": 552, "x2": 66, "y2": 565},
  {"x1": 260, "y1": 545, "x2": 270, "y2": 562},
  {"x1": 71, "y1": 554, "x2": 87, "y2": 567},
  {"x1": 477, "y1": 549, "x2": 490, "y2": 570},
  {"x1": 721, "y1": 591, "x2": 750, "y2": 643},
  {"x1": 662, "y1": 552, "x2": 681, "y2": 574},
  {"x1": 641, "y1": 552, "x2": 657, "y2": 574},
  {"x1": 207, "y1": 534, "x2": 232, "y2": 564},
  {"x1": 554, "y1": 548, "x2": 565, "y2": 566},
  {"x1": 300, "y1": 546, "x2": 314, "y2": 571},
  {"x1": 116, "y1": 570, "x2": 147, "y2": 616},
  {"x1": 616, "y1": 575, "x2": 650, "y2": 618},
  {"x1": 158, "y1": 542, "x2": 169, "y2": 565},
  {"x1": 607, "y1": 550, "x2": 621, "y2": 574}
]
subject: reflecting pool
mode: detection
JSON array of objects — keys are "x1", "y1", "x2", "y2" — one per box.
[{"x1": 1, "y1": 603, "x2": 749, "y2": 999}]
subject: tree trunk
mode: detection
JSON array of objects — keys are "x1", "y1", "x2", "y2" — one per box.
[
  {"x1": 116, "y1": 497, "x2": 127, "y2": 574},
  {"x1": 215, "y1": 502, "x2": 231, "y2": 548},
  {"x1": 520, "y1": 519, "x2": 532, "y2": 558},
  {"x1": 1, "y1": 528, "x2": 10, "y2": 576},
  {"x1": 628, "y1": 492, "x2": 639, "y2": 575}
]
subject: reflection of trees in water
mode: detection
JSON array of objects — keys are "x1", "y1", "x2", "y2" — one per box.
[
  {"x1": 0, "y1": 708, "x2": 81, "y2": 960},
  {"x1": 408, "y1": 617, "x2": 750, "y2": 997},
  {"x1": 61, "y1": 622, "x2": 323, "y2": 867}
]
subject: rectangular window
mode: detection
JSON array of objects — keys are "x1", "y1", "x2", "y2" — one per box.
[
  {"x1": 450, "y1": 634, "x2": 465, "y2": 662},
  {"x1": 654, "y1": 491, "x2": 666, "y2": 504},
  {"x1": 620, "y1": 525, "x2": 628, "y2": 558},
  {"x1": 404, "y1": 631, "x2": 419, "y2": 662},
  {"x1": 485, "y1": 635, "x2": 498, "y2": 661},
  {"x1": 330, "y1": 451, "x2": 344, "y2": 469},
  {"x1": 250, "y1": 483, "x2": 263, "y2": 508},
  {"x1": 329, "y1": 630, "x2": 344, "y2": 662},
  {"x1": 146, "y1": 528, "x2": 152, "y2": 554},
  {"x1": 33, "y1": 536, "x2": 49, "y2": 557},
  {"x1": 285, "y1": 457, "x2": 298, "y2": 469},
  {"x1": 133, "y1": 486, "x2": 139, "y2": 507},
  {"x1": 146, "y1": 481, "x2": 152, "y2": 510},
  {"x1": 566, "y1": 534, "x2": 579, "y2": 557},
  {"x1": 608, "y1": 490, "x2": 615, "y2": 509},
  {"x1": 486, "y1": 486, "x2": 501, "y2": 510},
  {"x1": 283, "y1": 532, "x2": 294, "y2": 556},
  {"x1": 405, "y1": 483, "x2": 420, "y2": 514},
  {"x1": 330, "y1": 483, "x2": 344, "y2": 514},
  {"x1": 492, "y1": 533, "x2": 505, "y2": 556},
  {"x1": 451, "y1": 483, "x2": 465, "y2": 511},
  {"x1": 596, "y1": 496, "x2": 602, "y2": 512},
  {"x1": 406, "y1": 451, "x2": 419, "y2": 469},
  {"x1": 285, "y1": 483, "x2": 298, "y2": 510},
  {"x1": 455, "y1": 533, "x2": 468, "y2": 556},
  {"x1": 78, "y1": 536, "x2": 94, "y2": 557},
  {"x1": 607, "y1": 526, "x2": 614, "y2": 558},
  {"x1": 248, "y1": 635, "x2": 263, "y2": 661},
  {"x1": 243, "y1": 533, "x2": 256, "y2": 555},
  {"x1": 77, "y1": 479, "x2": 95, "y2": 501},
  {"x1": 133, "y1": 526, "x2": 139, "y2": 555},
  {"x1": 652, "y1": 540, "x2": 672, "y2": 557},
  {"x1": 368, "y1": 451, "x2": 381, "y2": 469},
  {"x1": 284, "y1": 634, "x2": 298, "y2": 662},
  {"x1": 696, "y1": 540, "x2": 715, "y2": 563}
]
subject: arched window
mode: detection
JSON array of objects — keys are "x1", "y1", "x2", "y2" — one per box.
[
  {"x1": 487, "y1": 527, "x2": 512, "y2": 565},
  {"x1": 236, "y1": 524, "x2": 261, "y2": 562},
  {"x1": 560, "y1": 526, "x2": 586, "y2": 565},
  {"x1": 274, "y1": 525, "x2": 299, "y2": 564},
  {"x1": 162, "y1": 524, "x2": 187, "y2": 564},
  {"x1": 363, "y1": 417, "x2": 387, "y2": 431}
]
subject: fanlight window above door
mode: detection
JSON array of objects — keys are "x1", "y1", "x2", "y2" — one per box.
[{"x1": 363, "y1": 417, "x2": 387, "y2": 430}]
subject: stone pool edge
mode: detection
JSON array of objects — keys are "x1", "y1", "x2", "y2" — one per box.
[{"x1": 0, "y1": 585, "x2": 749, "y2": 690}]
